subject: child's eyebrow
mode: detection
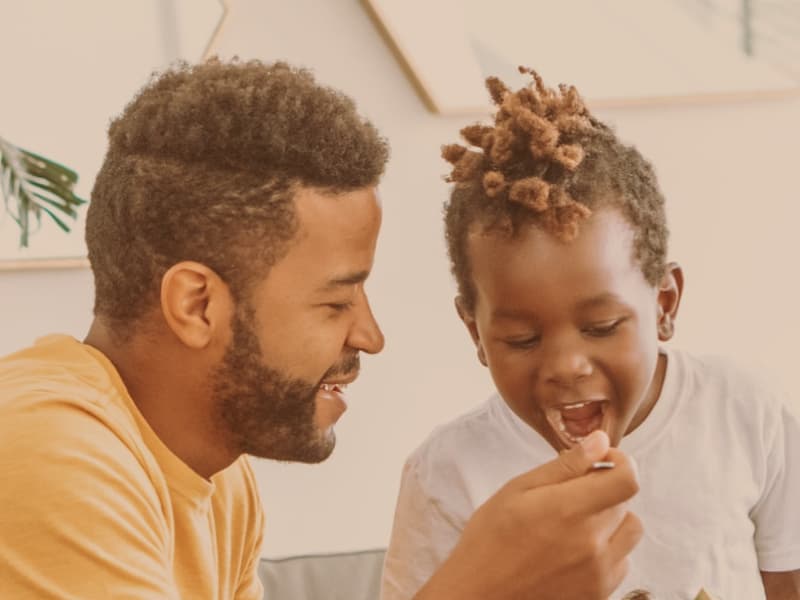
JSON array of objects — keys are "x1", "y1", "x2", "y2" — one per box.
[
  {"x1": 489, "y1": 293, "x2": 627, "y2": 322},
  {"x1": 490, "y1": 307, "x2": 536, "y2": 322},
  {"x1": 575, "y1": 293, "x2": 624, "y2": 310}
]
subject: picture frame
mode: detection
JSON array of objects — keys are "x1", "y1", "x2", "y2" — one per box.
[
  {"x1": 361, "y1": 0, "x2": 800, "y2": 114},
  {"x1": 0, "y1": 0, "x2": 229, "y2": 271}
]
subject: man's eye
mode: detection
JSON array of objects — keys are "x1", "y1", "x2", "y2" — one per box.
[
  {"x1": 327, "y1": 302, "x2": 353, "y2": 313},
  {"x1": 584, "y1": 318, "x2": 625, "y2": 337}
]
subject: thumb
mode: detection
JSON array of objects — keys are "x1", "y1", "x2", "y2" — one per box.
[{"x1": 508, "y1": 430, "x2": 611, "y2": 492}]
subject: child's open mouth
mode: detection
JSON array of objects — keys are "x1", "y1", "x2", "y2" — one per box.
[{"x1": 545, "y1": 400, "x2": 608, "y2": 447}]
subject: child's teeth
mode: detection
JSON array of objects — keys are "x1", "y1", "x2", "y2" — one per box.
[{"x1": 563, "y1": 401, "x2": 589, "y2": 410}]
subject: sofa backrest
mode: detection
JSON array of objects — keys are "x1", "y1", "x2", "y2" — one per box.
[{"x1": 259, "y1": 548, "x2": 386, "y2": 600}]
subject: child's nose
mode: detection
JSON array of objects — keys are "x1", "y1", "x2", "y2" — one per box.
[{"x1": 540, "y1": 341, "x2": 592, "y2": 385}]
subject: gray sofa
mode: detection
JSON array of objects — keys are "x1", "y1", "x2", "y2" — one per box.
[{"x1": 259, "y1": 549, "x2": 386, "y2": 600}]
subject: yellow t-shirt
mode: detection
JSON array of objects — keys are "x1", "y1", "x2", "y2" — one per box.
[{"x1": 0, "y1": 335, "x2": 265, "y2": 599}]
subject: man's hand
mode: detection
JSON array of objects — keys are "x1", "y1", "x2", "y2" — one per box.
[{"x1": 414, "y1": 430, "x2": 642, "y2": 600}]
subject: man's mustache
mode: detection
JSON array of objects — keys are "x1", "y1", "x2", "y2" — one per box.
[{"x1": 321, "y1": 353, "x2": 360, "y2": 380}]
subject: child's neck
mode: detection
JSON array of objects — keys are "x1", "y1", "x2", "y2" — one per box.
[{"x1": 626, "y1": 351, "x2": 668, "y2": 436}]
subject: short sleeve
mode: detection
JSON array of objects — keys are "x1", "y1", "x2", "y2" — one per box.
[
  {"x1": 0, "y1": 399, "x2": 179, "y2": 599},
  {"x1": 751, "y1": 402, "x2": 800, "y2": 571},
  {"x1": 380, "y1": 456, "x2": 464, "y2": 600}
]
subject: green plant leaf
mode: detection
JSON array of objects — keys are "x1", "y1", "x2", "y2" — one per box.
[{"x1": 0, "y1": 136, "x2": 86, "y2": 248}]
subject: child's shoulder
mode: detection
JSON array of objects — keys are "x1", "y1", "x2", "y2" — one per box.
[
  {"x1": 402, "y1": 394, "x2": 546, "y2": 509},
  {"x1": 405, "y1": 393, "x2": 530, "y2": 478},
  {"x1": 669, "y1": 346, "x2": 789, "y2": 418},
  {"x1": 410, "y1": 395, "x2": 497, "y2": 461}
]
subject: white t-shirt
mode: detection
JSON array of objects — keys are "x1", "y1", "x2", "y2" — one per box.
[{"x1": 381, "y1": 348, "x2": 800, "y2": 600}]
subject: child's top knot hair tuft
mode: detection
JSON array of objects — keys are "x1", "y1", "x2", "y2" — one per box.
[
  {"x1": 442, "y1": 67, "x2": 596, "y2": 241},
  {"x1": 441, "y1": 67, "x2": 669, "y2": 314}
]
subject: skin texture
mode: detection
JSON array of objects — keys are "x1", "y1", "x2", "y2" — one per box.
[
  {"x1": 85, "y1": 186, "x2": 384, "y2": 478},
  {"x1": 458, "y1": 207, "x2": 683, "y2": 451},
  {"x1": 762, "y1": 570, "x2": 800, "y2": 599}
]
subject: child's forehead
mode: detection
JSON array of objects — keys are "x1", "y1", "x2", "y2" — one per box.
[
  {"x1": 466, "y1": 209, "x2": 648, "y2": 304},
  {"x1": 468, "y1": 207, "x2": 636, "y2": 264}
]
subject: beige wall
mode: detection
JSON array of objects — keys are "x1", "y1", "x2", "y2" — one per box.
[{"x1": 1, "y1": 0, "x2": 798, "y2": 558}]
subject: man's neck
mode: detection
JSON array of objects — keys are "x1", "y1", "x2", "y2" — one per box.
[{"x1": 84, "y1": 318, "x2": 238, "y2": 479}]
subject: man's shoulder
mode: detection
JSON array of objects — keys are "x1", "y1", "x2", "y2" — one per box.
[
  {"x1": 0, "y1": 334, "x2": 120, "y2": 414},
  {"x1": 0, "y1": 335, "x2": 159, "y2": 497}
]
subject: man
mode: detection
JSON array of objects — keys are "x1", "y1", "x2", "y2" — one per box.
[{"x1": 0, "y1": 59, "x2": 642, "y2": 599}]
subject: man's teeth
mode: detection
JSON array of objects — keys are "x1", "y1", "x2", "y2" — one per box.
[{"x1": 320, "y1": 383, "x2": 347, "y2": 392}]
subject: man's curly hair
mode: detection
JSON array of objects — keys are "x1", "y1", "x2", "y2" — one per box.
[
  {"x1": 87, "y1": 58, "x2": 388, "y2": 337},
  {"x1": 443, "y1": 67, "x2": 668, "y2": 313}
]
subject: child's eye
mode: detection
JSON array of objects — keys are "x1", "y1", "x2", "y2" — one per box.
[
  {"x1": 505, "y1": 335, "x2": 541, "y2": 350},
  {"x1": 583, "y1": 318, "x2": 625, "y2": 337}
]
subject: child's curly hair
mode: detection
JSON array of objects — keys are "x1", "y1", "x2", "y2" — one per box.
[
  {"x1": 443, "y1": 67, "x2": 668, "y2": 313},
  {"x1": 87, "y1": 58, "x2": 388, "y2": 338}
]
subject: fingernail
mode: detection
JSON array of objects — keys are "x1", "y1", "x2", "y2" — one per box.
[{"x1": 580, "y1": 430, "x2": 608, "y2": 455}]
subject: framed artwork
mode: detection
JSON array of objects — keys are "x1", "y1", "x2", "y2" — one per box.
[
  {"x1": 362, "y1": 0, "x2": 800, "y2": 114},
  {"x1": 0, "y1": 0, "x2": 229, "y2": 270}
]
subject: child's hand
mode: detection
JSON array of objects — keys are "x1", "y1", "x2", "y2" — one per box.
[{"x1": 414, "y1": 430, "x2": 642, "y2": 600}]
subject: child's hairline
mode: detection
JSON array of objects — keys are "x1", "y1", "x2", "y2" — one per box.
[{"x1": 456, "y1": 202, "x2": 667, "y2": 315}]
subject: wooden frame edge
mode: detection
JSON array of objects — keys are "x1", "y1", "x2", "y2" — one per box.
[
  {"x1": 0, "y1": 257, "x2": 90, "y2": 272},
  {"x1": 202, "y1": 0, "x2": 231, "y2": 60}
]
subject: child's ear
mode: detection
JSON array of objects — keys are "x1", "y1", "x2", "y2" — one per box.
[
  {"x1": 454, "y1": 296, "x2": 488, "y2": 367},
  {"x1": 656, "y1": 262, "x2": 684, "y2": 341}
]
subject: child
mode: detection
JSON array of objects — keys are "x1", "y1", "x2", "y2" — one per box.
[{"x1": 380, "y1": 69, "x2": 800, "y2": 600}]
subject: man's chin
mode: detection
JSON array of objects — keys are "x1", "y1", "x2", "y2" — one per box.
[
  {"x1": 295, "y1": 429, "x2": 336, "y2": 464},
  {"x1": 252, "y1": 431, "x2": 336, "y2": 464}
]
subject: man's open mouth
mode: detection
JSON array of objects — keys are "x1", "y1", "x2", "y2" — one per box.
[
  {"x1": 545, "y1": 399, "x2": 608, "y2": 446},
  {"x1": 319, "y1": 383, "x2": 348, "y2": 393}
]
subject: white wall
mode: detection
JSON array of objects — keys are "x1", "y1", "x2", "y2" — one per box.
[{"x1": 1, "y1": 0, "x2": 798, "y2": 559}]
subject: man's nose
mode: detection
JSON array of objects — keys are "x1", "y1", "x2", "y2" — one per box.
[{"x1": 348, "y1": 296, "x2": 384, "y2": 355}]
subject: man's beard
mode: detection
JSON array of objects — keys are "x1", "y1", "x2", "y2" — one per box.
[{"x1": 211, "y1": 305, "x2": 349, "y2": 463}]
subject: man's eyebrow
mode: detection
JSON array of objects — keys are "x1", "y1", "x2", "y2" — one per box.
[{"x1": 318, "y1": 270, "x2": 370, "y2": 291}]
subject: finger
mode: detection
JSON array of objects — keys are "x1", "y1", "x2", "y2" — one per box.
[
  {"x1": 549, "y1": 449, "x2": 640, "y2": 516},
  {"x1": 507, "y1": 430, "x2": 611, "y2": 492},
  {"x1": 604, "y1": 511, "x2": 644, "y2": 586},
  {"x1": 601, "y1": 554, "x2": 633, "y2": 600},
  {"x1": 588, "y1": 501, "x2": 630, "y2": 543}
]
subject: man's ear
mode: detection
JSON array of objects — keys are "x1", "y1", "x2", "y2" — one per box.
[
  {"x1": 656, "y1": 262, "x2": 684, "y2": 342},
  {"x1": 455, "y1": 296, "x2": 488, "y2": 367},
  {"x1": 160, "y1": 261, "x2": 234, "y2": 350}
]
